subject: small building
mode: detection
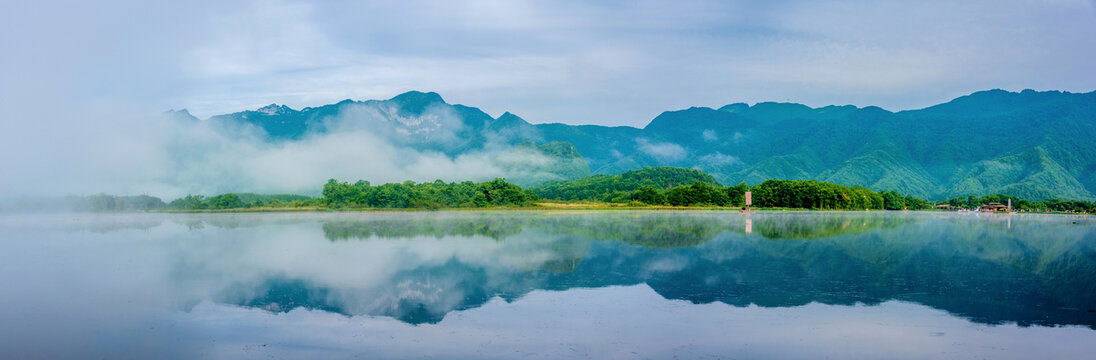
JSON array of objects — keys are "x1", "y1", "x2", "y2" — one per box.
[
  {"x1": 979, "y1": 202, "x2": 1009, "y2": 212},
  {"x1": 934, "y1": 204, "x2": 954, "y2": 211}
]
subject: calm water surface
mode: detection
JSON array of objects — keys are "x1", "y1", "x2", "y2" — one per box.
[{"x1": 1, "y1": 211, "x2": 1094, "y2": 359}]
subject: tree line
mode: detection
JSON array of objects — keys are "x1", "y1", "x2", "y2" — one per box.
[
  {"x1": 68, "y1": 194, "x2": 167, "y2": 212},
  {"x1": 318, "y1": 176, "x2": 906, "y2": 210},
  {"x1": 943, "y1": 194, "x2": 1095, "y2": 213},
  {"x1": 624, "y1": 179, "x2": 895, "y2": 210},
  {"x1": 63, "y1": 193, "x2": 319, "y2": 211},
  {"x1": 46, "y1": 167, "x2": 1096, "y2": 212},
  {"x1": 529, "y1": 167, "x2": 720, "y2": 202},
  {"x1": 530, "y1": 167, "x2": 920, "y2": 210},
  {"x1": 166, "y1": 193, "x2": 320, "y2": 210},
  {"x1": 321, "y1": 178, "x2": 538, "y2": 209}
]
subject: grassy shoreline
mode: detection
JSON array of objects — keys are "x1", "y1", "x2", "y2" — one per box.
[{"x1": 148, "y1": 204, "x2": 1088, "y2": 214}]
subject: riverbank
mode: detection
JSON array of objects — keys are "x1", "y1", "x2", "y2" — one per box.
[{"x1": 150, "y1": 203, "x2": 1085, "y2": 214}]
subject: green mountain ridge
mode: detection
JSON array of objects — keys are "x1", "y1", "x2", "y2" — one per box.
[
  {"x1": 947, "y1": 146, "x2": 1092, "y2": 200},
  {"x1": 194, "y1": 89, "x2": 1096, "y2": 200},
  {"x1": 820, "y1": 149, "x2": 938, "y2": 197}
]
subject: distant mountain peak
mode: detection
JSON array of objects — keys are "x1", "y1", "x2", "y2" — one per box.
[
  {"x1": 256, "y1": 104, "x2": 295, "y2": 115},
  {"x1": 497, "y1": 111, "x2": 524, "y2": 121},
  {"x1": 390, "y1": 91, "x2": 445, "y2": 105},
  {"x1": 163, "y1": 108, "x2": 198, "y2": 122},
  {"x1": 749, "y1": 101, "x2": 814, "y2": 112},
  {"x1": 718, "y1": 103, "x2": 749, "y2": 113},
  {"x1": 643, "y1": 106, "x2": 754, "y2": 131},
  {"x1": 951, "y1": 88, "x2": 1071, "y2": 102},
  {"x1": 388, "y1": 91, "x2": 447, "y2": 115},
  {"x1": 492, "y1": 111, "x2": 532, "y2": 128},
  {"x1": 917, "y1": 88, "x2": 1080, "y2": 116}
]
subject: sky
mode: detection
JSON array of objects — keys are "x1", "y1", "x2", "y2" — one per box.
[
  {"x1": 1, "y1": 0, "x2": 1095, "y2": 198},
  {"x1": 3, "y1": 0, "x2": 1094, "y2": 126}
]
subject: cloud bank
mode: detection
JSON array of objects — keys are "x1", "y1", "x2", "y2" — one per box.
[{"x1": 1, "y1": 101, "x2": 566, "y2": 199}]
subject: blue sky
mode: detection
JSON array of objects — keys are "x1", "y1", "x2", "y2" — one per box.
[{"x1": 2, "y1": 0, "x2": 1095, "y2": 126}]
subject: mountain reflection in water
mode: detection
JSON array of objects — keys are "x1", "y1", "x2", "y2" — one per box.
[{"x1": 16, "y1": 211, "x2": 1091, "y2": 329}]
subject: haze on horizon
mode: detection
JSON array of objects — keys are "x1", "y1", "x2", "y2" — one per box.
[{"x1": 1, "y1": 0, "x2": 1094, "y2": 199}]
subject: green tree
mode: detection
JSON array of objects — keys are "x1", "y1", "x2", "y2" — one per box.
[
  {"x1": 726, "y1": 182, "x2": 749, "y2": 207},
  {"x1": 208, "y1": 193, "x2": 244, "y2": 209},
  {"x1": 631, "y1": 185, "x2": 667, "y2": 205},
  {"x1": 169, "y1": 195, "x2": 207, "y2": 210},
  {"x1": 667, "y1": 181, "x2": 729, "y2": 206},
  {"x1": 881, "y1": 191, "x2": 907, "y2": 210}
]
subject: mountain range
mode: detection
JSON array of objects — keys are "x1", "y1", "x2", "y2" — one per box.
[{"x1": 173, "y1": 89, "x2": 1096, "y2": 200}]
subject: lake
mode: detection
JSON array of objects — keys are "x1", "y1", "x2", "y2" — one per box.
[{"x1": 1, "y1": 211, "x2": 1094, "y2": 359}]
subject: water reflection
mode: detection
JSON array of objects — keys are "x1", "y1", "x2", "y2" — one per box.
[
  {"x1": 321, "y1": 211, "x2": 909, "y2": 246},
  {"x1": 1, "y1": 211, "x2": 1094, "y2": 357},
  {"x1": 276, "y1": 212, "x2": 1095, "y2": 327}
]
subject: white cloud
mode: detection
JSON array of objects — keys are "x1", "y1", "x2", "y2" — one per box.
[
  {"x1": 698, "y1": 152, "x2": 741, "y2": 167},
  {"x1": 0, "y1": 98, "x2": 568, "y2": 199},
  {"x1": 636, "y1": 138, "x2": 687, "y2": 162}
]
